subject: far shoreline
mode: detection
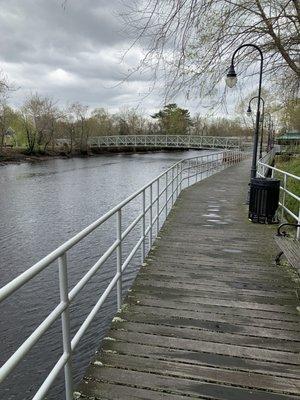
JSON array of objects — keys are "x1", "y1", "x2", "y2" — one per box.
[{"x1": 0, "y1": 146, "x2": 191, "y2": 166}]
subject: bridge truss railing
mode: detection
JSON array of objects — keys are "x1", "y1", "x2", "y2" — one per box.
[
  {"x1": 87, "y1": 135, "x2": 242, "y2": 149},
  {"x1": 0, "y1": 149, "x2": 246, "y2": 400},
  {"x1": 257, "y1": 149, "x2": 300, "y2": 237}
]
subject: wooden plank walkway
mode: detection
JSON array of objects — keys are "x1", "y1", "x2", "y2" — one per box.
[{"x1": 76, "y1": 160, "x2": 300, "y2": 400}]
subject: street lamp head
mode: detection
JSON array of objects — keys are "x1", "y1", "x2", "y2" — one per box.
[
  {"x1": 246, "y1": 105, "x2": 252, "y2": 116},
  {"x1": 225, "y1": 64, "x2": 237, "y2": 88}
]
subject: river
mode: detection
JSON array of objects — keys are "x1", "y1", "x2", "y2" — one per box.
[{"x1": 0, "y1": 149, "x2": 212, "y2": 399}]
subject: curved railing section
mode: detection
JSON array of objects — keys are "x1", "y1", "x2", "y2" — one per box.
[
  {"x1": 0, "y1": 149, "x2": 246, "y2": 400},
  {"x1": 257, "y1": 149, "x2": 300, "y2": 236}
]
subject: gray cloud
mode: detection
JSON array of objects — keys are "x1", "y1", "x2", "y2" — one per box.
[{"x1": 0, "y1": 0, "x2": 240, "y2": 116}]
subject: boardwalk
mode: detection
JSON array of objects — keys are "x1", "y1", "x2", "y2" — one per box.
[{"x1": 77, "y1": 160, "x2": 300, "y2": 400}]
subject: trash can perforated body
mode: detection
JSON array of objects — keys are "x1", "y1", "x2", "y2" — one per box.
[{"x1": 248, "y1": 177, "x2": 280, "y2": 224}]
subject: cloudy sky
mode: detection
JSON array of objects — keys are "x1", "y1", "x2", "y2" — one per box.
[{"x1": 0, "y1": 0, "x2": 244, "y2": 117}]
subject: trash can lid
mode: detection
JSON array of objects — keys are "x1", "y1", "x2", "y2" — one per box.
[{"x1": 251, "y1": 177, "x2": 280, "y2": 187}]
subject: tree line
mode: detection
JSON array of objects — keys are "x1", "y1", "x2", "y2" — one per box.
[
  {"x1": 0, "y1": 96, "x2": 253, "y2": 155},
  {"x1": 1, "y1": 90, "x2": 298, "y2": 155}
]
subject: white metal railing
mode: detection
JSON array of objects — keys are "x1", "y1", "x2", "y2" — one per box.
[
  {"x1": 89, "y1": 135, "x2": 241, "y2": 148},
  {"x1": 257, "y1": 150, "x2": 300, "y2": 238},
  {"x1": 0, "y1": 149, "x2": 246, "y2": 399},
  {"x1": 57, "y1": 135, "x2": 242, "y2": 149}
]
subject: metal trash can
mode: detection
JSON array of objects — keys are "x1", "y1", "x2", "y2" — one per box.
[{"x1": 248, "y1": 177, "x2": 280, "y2": 223}]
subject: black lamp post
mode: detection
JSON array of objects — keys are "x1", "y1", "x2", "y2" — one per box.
[
  {"x1": 247, "y1": 96, "x2": 265, "y2": 159},
  {"x1": 264, "y1": 112, "x2": 273, "y2": 152},
  {"x1": 226, "y1": 43, "x2": 263, "y2": 179}
]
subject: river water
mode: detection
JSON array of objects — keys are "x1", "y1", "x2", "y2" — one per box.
[{"x1": 0, "y1": 149, "x2": 211, "y2": 399}]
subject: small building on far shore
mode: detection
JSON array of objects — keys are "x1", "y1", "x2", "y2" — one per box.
[
  {"x1": 276, "y1": 131, "x2": 300, "y2": 154},
  {"x1": 2, "y1": 127, "x2": 16, "y2": 147}
]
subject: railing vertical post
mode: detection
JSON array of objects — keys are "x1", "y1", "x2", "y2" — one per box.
[
  {"x1": 58, "y1": 253, "x2": 73, "y2": 400},
  {"x1": 165, "y1": 172, "x2": 168, "y2": 220},
  {"x1": 149, "y1": 184, "x2": 153, "y2": 248},
  {"x1": 297, "y1": 208, "x2": 300, "y2": 240},
  {"x1": 116, "y1": 209, "x2": 122, "y2": 310},
  {"x1": 176, "y1": 164, "x2": 179, "y2": 198},
  {"x1": 171, "y1": 167, "x2": 174, "y2": 206},
  {"x1": 179, "y1": 162, "x2": 183, "y2": 192},
  {"x1": 157, "y1": 179, "x2": 160, "y2": 235},
  {"x1": 196, "y1": 158, "x2": 199, "y2": 182},
  {"x1": 187, "y1": 160, "x2": 190, "y2": 186},
  {"x1": 142, "y1": 190, "x2": 146, "y2": 262},
  {"x1": 281, "y1": 174, "x2": 287, "y2": 221}
]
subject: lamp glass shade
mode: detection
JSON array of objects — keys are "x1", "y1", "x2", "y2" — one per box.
[
  {"x1": 225, "y1": 75, "x2": 237, "y2": 88},
  {"x1": 246, "y1": 106, "x2": 252, "y2": 116}
]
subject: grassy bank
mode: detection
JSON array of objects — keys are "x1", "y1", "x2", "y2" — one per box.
[{"x1": 275, "y1": 155, "x2": 300, "y2": 222}]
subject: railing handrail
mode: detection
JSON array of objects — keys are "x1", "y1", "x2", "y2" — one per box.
[
  {"x1": 0, "y1": 149, "x2": 246, "y2": 400},
  {"x1": 257, "y1": 161, "x2": 300, "y2": 182},
  {"x1": 257, "y1": 150, "x2": 300, "y2": 231}
]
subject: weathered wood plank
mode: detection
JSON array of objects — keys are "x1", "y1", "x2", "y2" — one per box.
[
  {"x1": 107, "y1": 330, "x2": 300, "y2": 364},
  {"x1": 138, "y1": 267, "x2": 297, "y2": 289},
  {"x1": 83, "y1": 366, "x2": 300, "y2": 399},
  {"x1": 101, "y1": 340, "x2": 300, "y2": 379},
  {"x1": 128, "y1": 293, "x2": 300, "y2": 321},
  {"x1": 93, "y1": 353, "x2": 300, "y2": 394},
  {"x1": 76, "y1": 381, "x2": 196, "y2": 399},
  {"x1": 120, "y1": 309, "x2": 300, "y2": 340},
  {"x1": 122, "y1": 304, "x2": 300, "y2": 332},
  {"x1": 130, "y1": 287, "x2": 298, "y2": 313},
  {"x1": 133, "y1": 282, "x2": 298, "y2": 306},
  {"x1": 111, "y1": 320, "x2": 300, "y2": 352}
]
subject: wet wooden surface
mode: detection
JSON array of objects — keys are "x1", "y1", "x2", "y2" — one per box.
[{"x1": 76, "y1": 160, "x2": 300, "y2": 400}]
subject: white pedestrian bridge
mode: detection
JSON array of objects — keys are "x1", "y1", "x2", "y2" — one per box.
[{"x1": 57, "y1": 135, "x2": 242, "y2": 150}]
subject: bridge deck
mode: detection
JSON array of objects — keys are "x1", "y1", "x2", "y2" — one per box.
[{"x1": 77, "y1": 160, "x2": 300, "y2": 400}]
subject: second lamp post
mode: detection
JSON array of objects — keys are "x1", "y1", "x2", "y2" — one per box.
[{"x1": 247, "y1": 96, "x2": 265, "y2": 159}]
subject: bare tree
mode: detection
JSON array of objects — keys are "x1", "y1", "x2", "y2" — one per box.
[
  {"x1": 0, "y1": 72, "x2": 15, "y2": 153},
  {"x1": 122, "y1": 0, "x2": 300, "y2": 101},
  {"x1": 68, "y1": 102, "x2": 89, "y2": 152},
  {"x1": 21, "y1": 94, "x2": 60, "y2": 153}
]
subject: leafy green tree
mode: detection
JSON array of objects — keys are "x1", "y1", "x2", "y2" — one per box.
[
  {"x1": 151, "y1": 104, "x2": 192, "y2": 135},
  {"x1": 0, "y1": 104, "x2": 15, "y2": 151},
  {"x1": 91, "y1": 108, "x2": 114, "y2": 136}
]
